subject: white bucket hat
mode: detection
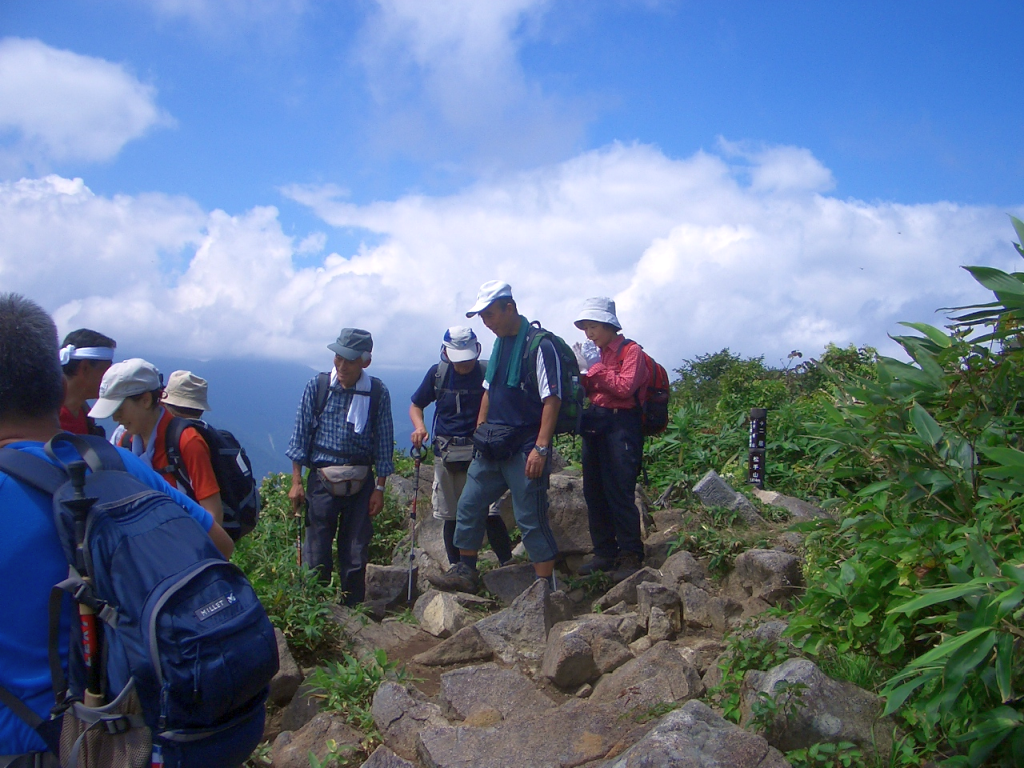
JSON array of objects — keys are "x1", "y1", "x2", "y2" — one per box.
[
  {"x1": 88, "y1": 358, "x2": 162, "y2": 419},
  {"x1": 441, "y1": 326, "x2": 482, "y2": 362},
  {"x1": 162, "y1": 370, "x2": 212, "y2": 412},
  {"x1": 466, "y1": 280, "x2": 513, "y2": 317},
  {"x1": 574, "y1": 297, "x2": 622, "y2": 330}
]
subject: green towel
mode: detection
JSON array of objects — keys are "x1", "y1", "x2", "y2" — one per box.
[{"x1": 485, "y1": 315, "x2": 530, "y2": 389}]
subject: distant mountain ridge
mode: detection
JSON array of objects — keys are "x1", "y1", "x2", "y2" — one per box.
[{"x1": 94, "y1": 356, "x2": 428, "y2": 482}]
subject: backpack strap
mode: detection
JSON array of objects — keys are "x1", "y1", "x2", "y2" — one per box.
[
  {"x1": 433, "y1": 360, "x2": 450, "y2": 402},
  {"x1": 305, "y1": 372, "x2": 332, "y2": 465},
  {"x1": 0, "y1": 680, "x2": 63, "y2": 761},
  {"x1": 161, "y1": 417, "x2": 195, "y2": 496}
]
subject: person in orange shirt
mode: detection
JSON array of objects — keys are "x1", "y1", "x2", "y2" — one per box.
[
  {"x1": 90, "y1": 358, "x2": 225, "y2": 526},
  {"x1": 58, "y1": 328, "x2": 116, "y2": 435}
]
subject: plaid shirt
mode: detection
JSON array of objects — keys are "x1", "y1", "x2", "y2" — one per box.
[
  {"x1": 286, "y1": 375, "x2": 395, "y2": 478},
  {"x1": 582, "y1": 335, "x2": 650, "y2": 410}
]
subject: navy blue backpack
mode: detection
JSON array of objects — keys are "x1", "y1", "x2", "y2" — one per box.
[{"x1": 0, "y1": 433, "x2": 278, "y2": 768}]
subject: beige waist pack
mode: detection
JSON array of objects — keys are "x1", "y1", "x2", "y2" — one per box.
[{"x1": 317, "y1": 465, "x2": 370, "y2": 497}]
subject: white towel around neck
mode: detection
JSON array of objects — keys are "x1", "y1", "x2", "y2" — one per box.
[{"x1": 331, "y1": 367, "x2": 372, "y2": 434}]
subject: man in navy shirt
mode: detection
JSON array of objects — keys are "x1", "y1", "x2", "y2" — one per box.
[
  {"x1": 409, "y1": 326, "x2": 512, "y2": 569},
  {"x1": 431, "y1": 282, "x2": 561, "y2": 593}
]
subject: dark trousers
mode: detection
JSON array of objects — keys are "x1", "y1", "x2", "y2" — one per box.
[
  {"x1": 581, "y1": 407, "x2": 644, "y2": 561},
  {"x1": 304, "y1": 469, "x2": 374, "y2": 606}
]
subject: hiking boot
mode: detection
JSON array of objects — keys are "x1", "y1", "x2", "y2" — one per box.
[
  {"x1": 610, "y1": 553, "x2": 642, "y2": 584},
  {"x1": 426, "y1": 562, "x2": 480, "y2": 593},
  {"x1": 577, "y1": 555, "x2": 617, "y2": 577}
]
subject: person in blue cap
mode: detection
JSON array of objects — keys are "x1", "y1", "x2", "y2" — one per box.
[
  {"x1": 286, "y1": 328, "x2": 395, "y2": 607},
  {"x1": 410, "y1": 326, "x2": 513, "y2": 569}
]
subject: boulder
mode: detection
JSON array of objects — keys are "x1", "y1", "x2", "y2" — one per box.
[
  {"x1": 482, "y1": 563, "x2": 544, "y2": 606},
  {"x1": 642, "y1": 527, "x2": 680, "y2": 569},
  {"x1": 709, "y1": 595, "x2": 746, "y2": 634},
  {"x1": 279, "y1": 672, "x2": 325, "y2": 732},
  {"x1": 416, "y1": 698, "x2": 649, "y2": 768},
  {"x1": 439, "y1": 663, "x2": 555, "y2": 722},
  {"x1": 591, "y1": 640, "x2": 704, "y2": 712},
  {"x1": 593, "y1": 567, "x2": 662, "y2": 611},
  {"x1": 330, "y1": 605, "x2": 435, "y2": 660},
  {"x1": 635, "y1": 582, "x2": 681, "y2": 637},
  {"x1": 742, "y1": 658, "x2": 895, "y2": 760},
  {"x1": 412, "y1": 625, "x2": 495, "y2": 666},
  {"x1": 753, "y1": 488, "x2": 830, "y2": 521},
  {"x1": 365, "y1": 563, "x2": 414, "y2": 609},
  {"x1": 271, "y1": 712, "x2": 363, "y2": 768},
  {"x1": 360, "y1": 745, "x2": 418, "y2": 768},
  {"x1": 270, "y1": 628, "x2": 302, "y2": 706},
  {"x1": 371, "y1": 682, "x2": 449, "y2": 761},
  {"x1": 604, "y1": 699, "x2": 789, "y2": 768},
  {"x1": 474, "y1": 579, "x2": 573, "y2": 670},
  {"x1": 543, "y1": 473, "x2": 594, "y2": 555},
  {"x1": 728, "y1": 549, "x2": 804, "y2": 606},
  {"x1": 541, "y1": 616, "x2": 633, "y2": 689},
  {"x1": 692, "y1": 470, "x2": 765, "y2": 526},
  {"x1": 679, "y1": 583, "x2": 714, "y2": 629},
  {"x1": 413, "y1": 589, "x2": 472, "y2": 638},
  {"x1": 660, "y1": 549, "x2": 708, "y2": 589}
]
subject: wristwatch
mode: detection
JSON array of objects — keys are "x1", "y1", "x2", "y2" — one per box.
[
  {"x1": 375, "y1": 481, "x2": 387, "y2": 492},
  {"x1": 534, "y1": 445, "x2": 549, "y2": 456}
]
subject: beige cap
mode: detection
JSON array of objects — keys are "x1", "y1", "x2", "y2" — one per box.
[
  {"x1": 161, "y1": 370, "x2": 211, "y2": 412},
  {"x1": 88, "y1": 358, "x2": 162, "y2": 419}
]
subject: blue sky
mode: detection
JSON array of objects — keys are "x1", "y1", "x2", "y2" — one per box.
[{"x1": 1, "y1": 0, "x2": 1023, "y2": 373}]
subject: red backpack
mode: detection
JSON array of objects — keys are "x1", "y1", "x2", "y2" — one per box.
[{"x1": 620, "y1": 340, "x2": 671, "y2": 436}]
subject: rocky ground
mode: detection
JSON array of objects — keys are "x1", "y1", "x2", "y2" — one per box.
[{"x1": 263, "y1": 468, "x2": 896, "y2": 768}]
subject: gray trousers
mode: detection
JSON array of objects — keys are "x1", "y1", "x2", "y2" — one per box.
[{"x1": 304, "y1": 468, "x2": 373, "y2": 606}]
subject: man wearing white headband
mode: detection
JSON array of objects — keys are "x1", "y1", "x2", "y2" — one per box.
[{"x1": 59, "y1": 328, "x2": 116, "y2": 436}]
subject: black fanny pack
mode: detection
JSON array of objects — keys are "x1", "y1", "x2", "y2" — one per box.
[{"x1": 472, "y1": 423, "x2": 525, "y2": 462}]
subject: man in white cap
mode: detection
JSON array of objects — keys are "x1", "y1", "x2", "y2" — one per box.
[
  {"x1": 286, "y1": 328, "x2": 395, "y2": 607},
  {"x1": 410, "y1": 326, "x2": 513, "y2": 569},
  {"x1": 573, "y1": 296, "x2": 651, "y2": 582},
  {"x1": 162, "y1": 370, "x2": 212, "y2": 419},
  {"x1": 58, "y1": 328, "x2": 116, "y2": 436},
  {"x1": 431, "y1": 281, "x2": 562, "y2": 593}
]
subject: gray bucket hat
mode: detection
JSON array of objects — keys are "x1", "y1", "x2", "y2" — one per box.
[
  {"x1": 574, "y1": 297, "x2": 622, "y2": 330},
  {"x1": 328, "y1": 328, "x2": 373, "y2": 360}
]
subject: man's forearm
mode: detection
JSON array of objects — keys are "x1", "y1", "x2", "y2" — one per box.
[
  {"x1": 292, "y1": 461, "x2": 304, "y2": 485},
  {"x1": 536, "y1": 396, "x2": 560, "y2": 447}
]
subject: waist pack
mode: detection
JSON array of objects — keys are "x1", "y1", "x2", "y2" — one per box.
[
  {"x1": 316, "y1": 464, "x2": 370, "y2": 497},
  {"x1": 472, "y1": 423, "x2": 525, "y2": 462},
  {"x1": 163, "y1": 418, "x2": 261, "y2": 541},
  {"x1": 434, "y1": 436, "x2": 475, "y2": 471},
  {"x1": 0, "y1": 433, "x2": 278, "y2": 768}
]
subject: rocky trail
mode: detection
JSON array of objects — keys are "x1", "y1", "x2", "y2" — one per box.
[{"x1": 263, "y1": 467, "x2": 896, "y2": 768}]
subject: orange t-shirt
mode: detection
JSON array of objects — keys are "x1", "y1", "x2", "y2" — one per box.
[{"x1": 152, "y1": 409, "x2": 220, "y2": 501}]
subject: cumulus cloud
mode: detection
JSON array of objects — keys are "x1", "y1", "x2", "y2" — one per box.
[
  {"x1": 0, "y1": 38, "x2": 171, "y2": 174},
  {"x1": 356, "y1": 0, "x2": 588, "y2": 168},
  {"x1": 2, "y1": 144, "x2": 1020, "y2": 376}
]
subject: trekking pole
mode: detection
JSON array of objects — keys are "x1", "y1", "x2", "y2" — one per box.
[
  {"x1": 407, "y1": 446, "x2": 423, "y2": 603},
  {"x1": 296, "y1": 498, "x2": 306, "y2": 568},
  {"x1": 66, "y1": 461, "x2": 104, "y2": 707}
]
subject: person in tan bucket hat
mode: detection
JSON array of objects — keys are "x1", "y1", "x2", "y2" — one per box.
[{"x1": 162, "y1": 370, "x2": 212, "y2": 419}]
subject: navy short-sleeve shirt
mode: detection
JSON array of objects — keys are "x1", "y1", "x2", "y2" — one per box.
[{"x1": 411, "y1": 362, "x2": 485, "y2": 438}]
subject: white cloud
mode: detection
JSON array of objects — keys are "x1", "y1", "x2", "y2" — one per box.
[
  {"x1": 356, "y1": 0, "x2": 587, "y2": 168},
  {"x1": 0, "y1": 38, "x2": 171, "y2": 174},
  {"x1": 2, "y1": 144, "x2": 1021, "y2": 378}
]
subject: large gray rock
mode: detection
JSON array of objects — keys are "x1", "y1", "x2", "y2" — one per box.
[
  {"x1": 279, "y1": 672, "x2": 325, "y2": 732},
  {"x1": 679, "y1": 583, "x2": 714, "y2": 629},
  {"x1": 743, "y1": 658, "x2": 895, "y2": 760},
  {"x1": 728, "y1": 549, "x2": 804, "y2": 606},
  {"x1": 603, "y1": 699, "x2": 789, "y2": 768},
  {"x1": 482, "y1": 563, "x2": 543, "y2": 606},
  {"x1": 412, "y1": 625, "x2": 495, "y2": 666},
  {"x1": 591, "y1": 640, "x2": 704, "y2": 711},
  {"x1": 416, "y1": 697, "x2": 649, "y2": 768},
  {"x1": 660, "y1": 549, "x2": 708, "y2": 589},
  {"x1": 541, "y1": 616, "x2": 634, "y2": 689},
  {"x1": 709, "y1": 595, "x2": 745, "y2": 634},
  {"x1": 371, "y1": 682, "x2": 449, "y2": 762},
  {"x1": 635, "y1": 582, "x2": 681, "y2": 638},
  {"x1": 366, "y1": 563, "x2": 414, "y2": 609},
  {"x1": 270, "y1": 628, "x2": 302, "y2": 706},
  {"x1": 439, "y1": 663, "x2": 555, "y2": 722},
  {"x1": 593, "y1": 567, "x2": 662, "y2": 611},
  {"x1": 330, "y1": 605, "x2": 435, "y2": 660},
  {"x1": 474, "y1": 578, "x2": 573, "y2": 670},
  {"x1": 753, "y1": 488, "x2": 830, "y2": 521},
  {"x1": 413, "y1": 589, "x2": 473, "y2": 638},
  {"x1": 360, "y1": 745, "x2": 418, "y2": 768},
  {"x1": 692, "y1": 469, "x2": 765, "y2": 526},
  {"x1": 544, "y1": 473, "x2": 594, "y2": 555},
  {"x1": 271, "y1": 712, "x2": 363, "y2": 768}
]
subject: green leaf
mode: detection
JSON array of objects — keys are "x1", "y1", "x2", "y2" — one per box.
[
  {"x1": 1012, "y1": 215, "x2": 1024, "y2": 254},
  {"x1": 979, "y1": 445, "x2": 1024, "y2": 468},
  {"x1": 996, "y1": 633, "x2": 1015, "y2": 702},
  {"x1": 882, "y1": 669, "x2": 941, "y2": 716},
  {"x1": 965, "y1": 265, "x2": 1024, "y2": 296},
  {"x1": 855, "y1": 480, "x2": 892, "y2": 497},
  {"x1": 944, "y1": 631, "x2": 996, "y2": 686},
  {"x1": 967, "y1": 534, "x2": 1000, "y2": 578},
  {"x1": 898, "y1": 321, "x2": 953, "y2": 348},
  {"x1": 889, "y1": 581, "x2": 987, "y2": 615},
  {"x1": 904, "y1": 626, "x2": 990, "y2": 669}
]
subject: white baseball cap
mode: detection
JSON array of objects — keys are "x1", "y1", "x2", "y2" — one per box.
[
  {"x1": 441, "y1": 326, "x2": 482, "y2": 362},
  {"x1": 465, "y1": 280, "x2": 513, "y2": 317},
  {"x1": 88, "y1": 358, "x2": 162, "y2": 419}
]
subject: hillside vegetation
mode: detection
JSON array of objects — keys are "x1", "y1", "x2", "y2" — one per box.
[{"x1": 240, "y1": 217, "x2": 1024, "y2": 767}]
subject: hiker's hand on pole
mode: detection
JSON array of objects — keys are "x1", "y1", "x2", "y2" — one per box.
[
  {"x1": 369, "y1": 488, "x2": 384, "y2": 517},
  {"x1": 289, "y1": 462, "x2": 306, "y2": 514},
  {"x1": 411, "y1": 426, "x2": 428, "y2": 450}
]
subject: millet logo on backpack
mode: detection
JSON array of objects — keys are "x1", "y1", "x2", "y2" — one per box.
[{"x1": 195, "y1": 592, "x2": 237, "y2": 622}]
